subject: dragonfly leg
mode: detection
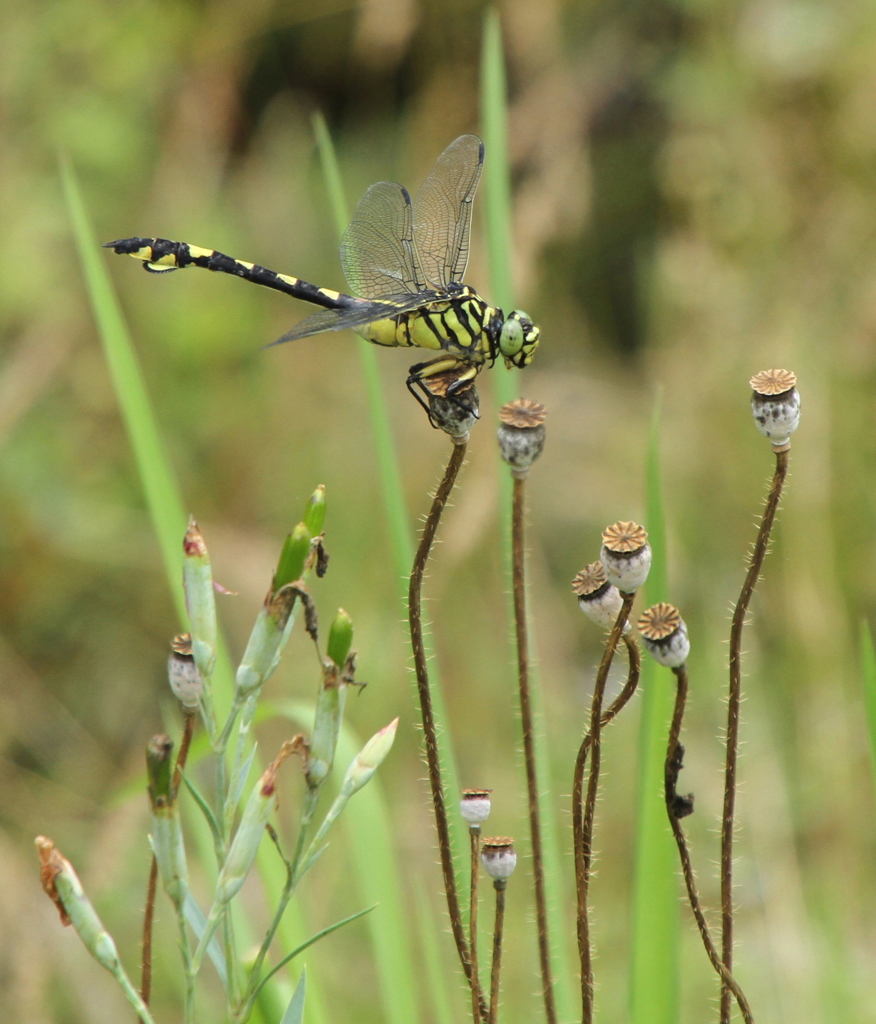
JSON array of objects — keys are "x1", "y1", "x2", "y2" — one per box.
[{"x1": 406, "y1": 358, "x2": 482, "y2": 429}]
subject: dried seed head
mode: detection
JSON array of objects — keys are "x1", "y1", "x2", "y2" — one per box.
[
  {"x1": 460, "y1": 789, "x2": 492, "y2": 825},
  {"x1": 168, "y1": 633, "x2": 203, "y2": 709},
  {"x1": 750, "y1": 369, "x2": 800, "y2": 450},
  {"x1": 572, "y1": 562, "x2": 629, "y2": 630},
  {"x1": 497, "y1": 398, "x2": 547, "y2": 476},
  {"x1": 600, "y1": 522, "x2": 652, "y2": 593},
  {"x1": 637, "y1": 603, "x2": 690, "y2": 667},
  {"x1": 481, "y1": 837, "x2": 517, "y2": 880},
  {"x1": 423, "y1": 371, "x2": 480, "y2": 441}
]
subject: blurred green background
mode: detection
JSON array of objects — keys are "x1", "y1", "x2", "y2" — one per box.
[{"x1": 3, "y1": 0, "x2": 876, "y2": 1021}]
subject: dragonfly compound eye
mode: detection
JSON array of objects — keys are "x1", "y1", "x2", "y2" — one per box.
[{"x1": 501, "y1": 311, "x2": 540, "y2": 368}]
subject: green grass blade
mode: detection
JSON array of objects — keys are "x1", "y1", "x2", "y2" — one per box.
[
  {"x1": 311, "y1": 112, "x2": 413, "y2": 589},
  {"x1": 629, "y1": 392, "x2": 679, "y2": 1024},
  {"x1": 480, "y1": 18, "x2": 575, "y2": 1020},
  {"x1": 415, "y1": 889, "x2": 457, "y2": 1024},
  {"x1": 274, "y1": 699, "x2": 421, "y2": 1024},
  {"x1": 60, "y1": 154, "x2": 188, "y2": 620},
  {"x1": 861, "y1": 622, "x2": 876, "y2": 791},
  {"x1": 311, "y1": 111, "x2": 464, "y2": 869},
  {"x1": 480, "y1": 8, "x2": 518, "y2": 408}
]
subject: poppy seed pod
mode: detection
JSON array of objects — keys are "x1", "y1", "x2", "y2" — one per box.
[
  {"x1": 423, "y1": 371, "x2": 480, "y2": 440},
  {"x1": 600, "y1": 522, "x2": 652, "y2": 593},
  {"x1": 572, "y1": 563, "x2": 629, "y2": 631},
  {"x1": 481, "y1": 837, "x2": 517, "y2": 880},
  {"x1": 168, "y1": 633, "x2": 202, "y2": 709},
  {"x1": 460, "y1": 789, "x2": 492, "y2": 825},
  {"x1": 497, "y1": 399, "x2": 547, "y2": 476},
  {"x1": 750, "y1": 369, "x2": 800, "y2": 450},
  {"x1": 638, "y1": 603, "x2": 690, "y2": 668}
]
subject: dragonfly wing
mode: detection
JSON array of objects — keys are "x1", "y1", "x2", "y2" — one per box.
[
  {"x1": 268, "y1": 292, "x2": 441, "y2": 346},
  {"x1": 413, "y1": 134, "x2": 484, "y2": 289},
  {"x1": 340, "y1": 181, "x2": 424, "y2": 299}
]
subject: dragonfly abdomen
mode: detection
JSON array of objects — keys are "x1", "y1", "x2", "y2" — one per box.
[{"x1": 103, "y1": 237, "x2": 357, "y2": 312}]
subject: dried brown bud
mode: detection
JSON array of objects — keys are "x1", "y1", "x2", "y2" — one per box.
[{"x1": 422, "y1": 371, "x2": 480, "y2": 440}]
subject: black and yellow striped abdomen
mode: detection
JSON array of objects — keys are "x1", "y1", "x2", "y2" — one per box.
[{"x1": 105, "y1": 237, "x2": 356, "y2": 312}]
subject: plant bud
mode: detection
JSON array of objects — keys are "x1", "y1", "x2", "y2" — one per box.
[
  {"x1": 36, "y1": 836, "x2": 123, "y2": 972},
  {"x1": 273, "y1": 523, "x2": 311, "y2": 591},
  {"x1": 235, "y1": 584, "x2": 300, "y2": 698},
  {"x1": 303, "y1": 484, "x2": 327, "y2": 538},
  {"x1": 183, "y1": 517, "x2": 217, "y2": 676},
  {"x1": 600, "y1": 521, "x2": 652, "y2": 593},
  {"x1": 637, "y1": 603, "x2": 690, "y2": 668},
  {"x1": 750, "y1": 369, "x2": 800, "y2": 450},
  {"x1": 423, "y1": 371, "x2": 480, "y2": 440},
  {"x1": 168, "y1": 633, "x2": 202, "y2": 709},
  {"x1": 497, "y1": 399, "x2": 547, "y2": 476},
  {"x1": 217, "y1": 739, "x2": 299, "y2": 904},
  {"x1": 307, "y1": 610, "x2": 354, "y2": 789},
  {"x1": 339, "y1": 718, "x2": 399, "y2": 799},
  {"x1": 572, "y1": 562, "x2": 630, "y2": 631},
  {"x1": 146, "y1": 736, "x2": 188, "y2": 905},
  {"x1": 481, "y1": 837, "x2": 517, "y2": 880},
  {"x1": 460, "y1": 789, "x2": 492, "y2": 825}
]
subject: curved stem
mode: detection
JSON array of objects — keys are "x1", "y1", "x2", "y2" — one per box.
[
  {"x1": 575, "y1": 593, "x2": 636, "y2": 1024},
  {"x1": 721, "y1": 448, "x2": 788, "y2": 1021},
  {"x1": 510, "y1": 474, "x2": 557, "y2": 1024},
  {"x1": 469, "y1": 827, "x2": 484, "y2": 1024},
  {"x1": 409, "y1": 440, "x2": 487, "y2": 1016},
  {"x1": 667, "y1": 666, "x2": 755, "y2": 1024}
]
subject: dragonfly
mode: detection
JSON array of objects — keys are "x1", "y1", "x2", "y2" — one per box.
[{"x1": 105, "y1": 134, "x2": 540, "y2": 419}]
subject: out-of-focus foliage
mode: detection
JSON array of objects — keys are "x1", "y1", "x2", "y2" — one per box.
[{"x1": 3, "y1": 0, "x2": 876, "y2": 1021}]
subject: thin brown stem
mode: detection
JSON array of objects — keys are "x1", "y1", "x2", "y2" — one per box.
[
  {"x1": 575, "y1": 594, "x2": 636, "y2": 1023},
  {"x1": 721, "y1": 448, "x2": 788, "y2": 1021},
  {"x1": 511, "y1": 474, "x2": 557, "y2": 1024},
  {"x1": 141, "y1": 711, "x2": 196, "y2": 1004},
  {"x1": 667, "y1": 665, "x2": 755, "y2": 1024},
  {"x1": 469, "y1": 827, "x2": 484, "y2": 1024},
  {"x1": 488, "y1": 880, "x2": 507, "y2": 1024},
  {"x1": 409, "y1": 440, "x2": 486, "y2": 1016},
  {"x1": 140, "y1": 858, "x2": 158, "y2": 1005}
]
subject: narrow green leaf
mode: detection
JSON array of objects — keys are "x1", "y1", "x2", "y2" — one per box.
[
  {"x1": 60, "y1": 154, "x2": 187, "y2": 620},
  {"x1": 274, "y1": 699, "x2": 421, "y2": 1024},
  {"x1": 279, "y1": 969, "x2": 306, "y2": 1024},
  {"x1": 255, "y1": 906, "x2": 375, "y2": 999},
  {"x1": 861, "y1": 622, "x2": 876, "y2": 791},
  {"x1": 415, "y1": 888, "x2": 458, "y2": 1024},
  {"x1": 310, "y1": 112, "x2": 464, "y2": 874},
  {"x1": 480, "y1": 17, "x2": 575, "y2": 1020},
  {"x1": 62, "y1": 155, "x2": 235, "y2": 717},
  {"x1": 183, "y1": 892, "x2": 228, "y2": 989},
  {"x1": 629, "y1": 392, "x2": 679, "y2": 1024}
]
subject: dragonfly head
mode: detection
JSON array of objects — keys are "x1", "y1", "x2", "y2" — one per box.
[{"x1": 499, "y1": 311, "x2": 540, "y2": 368}]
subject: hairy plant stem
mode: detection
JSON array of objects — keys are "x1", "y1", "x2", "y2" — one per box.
[
  {"x1": 409, "y1": 439, "x2": 488, "y2": 1017},
  {"x1": 488, "y1": 880, "x2": 507, "y2": 1024},
  {"x1": 469, "y1": 827, "x2": 484, "y2": 1024},
  {"x1": 667, "y1": 665, "x2": 755, "y2": 1024},
  {"x1": 140, "y1": 710, "x2": 196, "y2": 1005},
  {"x1": 575, "y1": 593, "x2": 636, "y2": 1024},
  {"x1": 510, "y1": 473, "x2": 556, "y2": 1024},
  {"x1": 721, "y1": 447, "x2": 788, "y2": 1021}
]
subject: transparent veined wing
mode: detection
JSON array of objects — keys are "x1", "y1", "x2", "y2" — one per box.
[
  {"x1": 268, "y1": 291, "x2": 444, "y2": 346},
  {"x1": 413, "y1": 134, "x2": 484, "y2": 290},
  {"x1": 340, "y1": 181, "x2": 424, "y2": 299}
]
